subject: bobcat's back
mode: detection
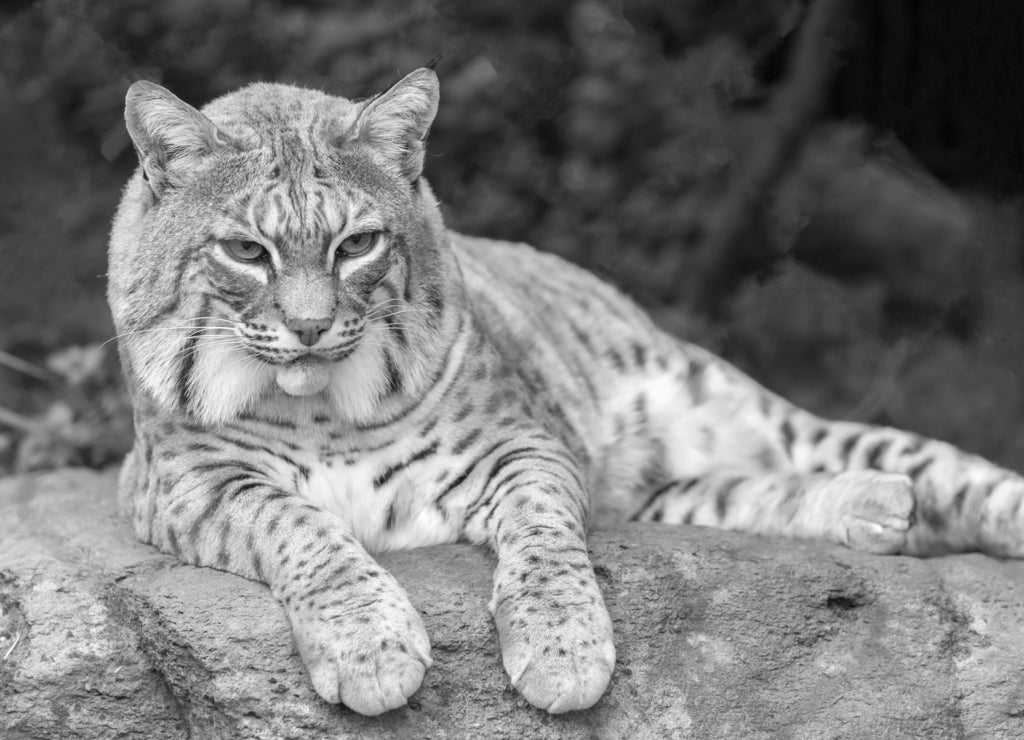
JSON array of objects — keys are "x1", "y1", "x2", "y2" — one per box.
[{"x1": 453, "y1": 234, "x2": 782, "y2": 522}]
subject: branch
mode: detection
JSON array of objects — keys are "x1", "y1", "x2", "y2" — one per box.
[
  {"x1": 0, "y1": 349, "x2": 54, "y2": 383},
  {"x1": 0, "y1": 406, "x2": 37, "y2": 432},
  {"x1": 687, "y1": 0, "x2": 853, "y2": 314}
]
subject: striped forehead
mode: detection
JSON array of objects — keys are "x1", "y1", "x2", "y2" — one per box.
[{"x1": 242, "y1": 181, "x2": 369, "y2": 260}]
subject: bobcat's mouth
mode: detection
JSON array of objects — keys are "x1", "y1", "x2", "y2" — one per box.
[
  {"x1": 247, "y1": 335, "x2": 360, "y2": 365},
  {"x1": 313, "y1": 339, "x2": 361, "y2": 363}
]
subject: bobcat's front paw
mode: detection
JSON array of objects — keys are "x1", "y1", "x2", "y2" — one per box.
[
  {"x1": 289, "y1": 585, "x2": 431, "y2": 716},
  {"x1": 491, "y1": 568, "x2": 615, "y2": 713}
]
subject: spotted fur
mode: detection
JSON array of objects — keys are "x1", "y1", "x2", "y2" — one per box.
[{"x1": 108, "y1": 69, "x2": 1024, "y2": 716}]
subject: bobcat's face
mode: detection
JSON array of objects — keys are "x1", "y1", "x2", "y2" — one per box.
[
  {"x1": 109, "y1": 72, "x2": 451, "y2": 424},
  {"x1": 191, "y1": 141, "x2": 421, "y2": 397}
]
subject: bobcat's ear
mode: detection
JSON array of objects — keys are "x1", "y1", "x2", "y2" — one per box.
[
  {"x1": 348, "y1": 68, "x2": 439, "y2": 182},
  {"x1": 124, "y1": 81, "x2": 230, "y2": 195}
]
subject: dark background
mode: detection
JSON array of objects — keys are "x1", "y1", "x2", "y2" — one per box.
[{"x1": 2, "y1": 0, "x2": 1024, "y2": 474}]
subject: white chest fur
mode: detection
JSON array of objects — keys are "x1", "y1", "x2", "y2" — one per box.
[{"x1": 291, "y1": 447, "x2": 461, "y2": 553}]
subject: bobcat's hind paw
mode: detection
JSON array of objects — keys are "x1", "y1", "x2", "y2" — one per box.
[{"x1": 816, "y1": 470, "x2": 914, "y2": 554}]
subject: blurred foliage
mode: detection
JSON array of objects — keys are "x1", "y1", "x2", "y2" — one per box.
[
  {"x1": 1, "y1": 0, "x2": 1024, "y2": 475},
  {"x1": 0, "y1": 344, "x2": 132, "y2": 472}
]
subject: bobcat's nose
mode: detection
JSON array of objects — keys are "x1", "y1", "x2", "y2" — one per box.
[{"x1": 286, "y1": 317, "x2": 332, "y2": 347}]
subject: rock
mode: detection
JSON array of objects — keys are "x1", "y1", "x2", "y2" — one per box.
[{"x1": 3, "y1": 469, "x2": 1024, "y2": 739}]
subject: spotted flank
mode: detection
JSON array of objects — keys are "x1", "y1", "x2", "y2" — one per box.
[{"x1": 108, "y1": 69, "x2": 1024, "y2": 717}]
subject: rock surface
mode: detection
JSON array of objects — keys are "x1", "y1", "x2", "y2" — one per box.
[{"x1": 3, "y1": 469, "x2": 1024, "y2": 739}]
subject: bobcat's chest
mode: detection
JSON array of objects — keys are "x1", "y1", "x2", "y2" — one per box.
[{"x1": 285, "y1": 440, "x2": 460, "y2": 553}]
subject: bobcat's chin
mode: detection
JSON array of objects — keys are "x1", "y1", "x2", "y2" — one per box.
[{"x1": 276, "y1": 360, "x2": 331, "y2": 396}]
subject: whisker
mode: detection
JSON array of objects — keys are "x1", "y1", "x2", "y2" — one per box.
[
  {"x1": 368, "y1": 311, "x2": 429, "y2": 324},
  {"x1": 374, "y1": 320, "x2": 420, "y2": 327},
  {"x1": 102, "y1": 319, "x2": 240, "y2": 348},
  {"x1": 366, "y1": 322, "x2": 421, "y2": 335},
  {"x1": 173, "y1": 338, "x2": 250, "y2": 360},
  {"x1": 368, "y1": 301, "x2": 428, "y2": 317},
  {"x1": 371, "y1": 312, "x2": 426, "y2": 324},
  {"x1": 366, "y1": 304, "x2": 427, "y2": 322}
]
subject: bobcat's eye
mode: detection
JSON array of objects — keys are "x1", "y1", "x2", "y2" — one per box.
[
  {"x1": 337, "y1": 231, "x2": 380, "y2": 258},
  {"x1": 223, "y1": 239, "x2": 267, "y2": 263}
]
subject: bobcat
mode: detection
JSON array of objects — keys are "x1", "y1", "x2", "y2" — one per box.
[{"x1": 108, "y1": 67, "x2": 1024, "y2": 716}]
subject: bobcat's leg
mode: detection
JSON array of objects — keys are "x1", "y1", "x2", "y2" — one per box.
[
  {"x1": 632, "y1": 468, "x2": 915, "y2": 554},
  {"x1": 134, "y1": 458, "x2": 430, "y2": 715},
  {"x1": 755, "y1": 397, "x2": 1024, "y2": 556},
  {"x1": 787, "y1": 419, "x2": 1024, "y2": 557},
  {"x1": 657, "y1": 343, "x2": 1024, "y2": 556},
  {"x1": 461, "y1": 444, "x2": 615, "y2": 714}
]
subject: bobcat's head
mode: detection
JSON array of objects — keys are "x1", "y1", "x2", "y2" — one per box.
[{"x1": 108, "y1": 69, "x2": 461, "y2": 425}]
